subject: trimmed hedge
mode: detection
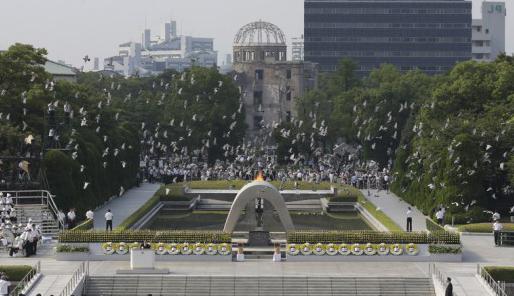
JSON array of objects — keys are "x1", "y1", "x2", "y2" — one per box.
[
  {"x1": 484, "y1": 266, "x2": 514, "y2": 283},
  {"x1": 72, "y1": 219, "x2": 93, "y2": 231},
  {"x1": 457, "y1": 223, "x2": 514, "y2": 233},
  {"x1": 56, "y1": 244, "x2": 90, "y2": 253},
  {"x1": 287, "y1": 231, "x2": 460, "y2": 244},
  {"x1": 58, "y1": 230, "x2": 231, "y2": 243},
  {"x1": 426, "y1": 218, "x2": 445, "y2": 232},
  {"x1": 0, "y1": 265, "x2": 33, "y2": 281},
  {"x1": 428, "y1": 244, "x2": 462, "y2": 254}
]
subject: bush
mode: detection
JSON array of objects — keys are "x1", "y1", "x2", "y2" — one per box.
[
  {"x1": 58, "y1": 230, "x2": 231, "y2": 243},
  {"x1": 426, "y1": 218, "x2": 445, "y2": 232},
  {"x1": 484, "y1": 266, "x2": 514, "y2": 283},
  {"x1": 56, "y1": 244, "x2": 90, "y2": 253},
  {"x1": 428, "y1": 244, "x2": 462, "y2": 254},
  {"x1": 287, "y1": 231, "x2": 460, "y2": 244},
  {"x1": 457, "y1": 223, "x2": 514, "y2": 233},
  {"x1": 0, "y1": 265, "x2": 34, "y2": 281}
]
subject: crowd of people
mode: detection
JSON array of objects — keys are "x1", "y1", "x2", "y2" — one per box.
[
  {"x1": 139, "y1": 152, "x2": 393, "y2": 192},
  {"x1": 0, "y1": 192, "x2": 43, "y2": 258}
]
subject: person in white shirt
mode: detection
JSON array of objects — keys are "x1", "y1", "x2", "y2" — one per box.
[
  {"x1": 85, "y1": 209, "x2": 94, "y2": 221},
  {"x1": 57, "y1": 210, "x2": 66, "y2": 229},
  {"x1": 435, "y1": 209, "x2": 445, "y2": 225},
  {"x1": 493, "y1": 220, "x2": 503, "y2": 246},
  {"x1": 406, "y1": 207, "x2": 413, "y2": 232},
  {"x1": 105, "y1": 209, "x2": 113, "y2": 231},
  {"x1": 0, "y1": 276, "x2": 11, "y2": 296},
  {"x1": 67, "y1": 209, "x2": 76, "y2": 229}
]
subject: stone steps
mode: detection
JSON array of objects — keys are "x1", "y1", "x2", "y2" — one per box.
[{"x1": 83, "y1": 276, "x2": 435, "y2": 296}]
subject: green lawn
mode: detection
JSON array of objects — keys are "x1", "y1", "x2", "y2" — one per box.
[
  {"x1": 356, "y1": 193, "x2": 403, "y2": 232},
  {"x1": 0, "y1": 265, "x2": 33, "y2": 281},
  {"x1": 457, "y1": 223, "x2": 514, "y2": 233},
  {"x1": 186, "y1": 180, "x2": 332, "y2": 191}
]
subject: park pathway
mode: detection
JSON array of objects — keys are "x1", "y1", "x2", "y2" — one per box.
[
  {"x1": 93, "y1": 182, "x2": 161, "y2": 229},
  {"x1": 361, "y1": 189, "x2": 428, "y2": 231}
]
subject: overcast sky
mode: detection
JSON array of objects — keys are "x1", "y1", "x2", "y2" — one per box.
[{"x1": 0, "y1": 0, "x2": 511, "y2": 69}]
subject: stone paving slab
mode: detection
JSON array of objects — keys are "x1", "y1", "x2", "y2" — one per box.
[
  {"x1": 93, "y1": 183, "x2": 161, "y2": 229},
  {"x1": 361, "y1": 189, "x2": 428, "y2": 231}
]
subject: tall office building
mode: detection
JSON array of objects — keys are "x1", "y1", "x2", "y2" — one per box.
[
  {"x1": 472, "y1": 1, "x2": 505, "y2": 62},
  {"x1": 304, "y1": 0, "x2": 472, "y2": 75}
]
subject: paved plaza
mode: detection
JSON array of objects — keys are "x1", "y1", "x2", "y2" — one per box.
[
  {"x1": 361, "y1": 189, "x2": 428, "y2": 231},
  {"x1": 93, "y1": 183, "x2": 161, "y2": 229}
]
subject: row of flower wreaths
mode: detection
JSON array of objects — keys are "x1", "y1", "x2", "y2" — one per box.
[{"x1": 100, "y1": 242, "x2": 421, "y2": 256}]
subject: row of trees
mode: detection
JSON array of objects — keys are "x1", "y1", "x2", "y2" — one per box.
[
  {"x1": 0, "y1": 44, "x2": 245, "y2": 215},
  {"x1": 279, "y1": 57, "x2": 514, "y2": 220}
]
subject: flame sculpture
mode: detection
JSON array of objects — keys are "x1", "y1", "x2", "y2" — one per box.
[{"x1": 255, "y1": 171, "x2": 264, "y2": 181}]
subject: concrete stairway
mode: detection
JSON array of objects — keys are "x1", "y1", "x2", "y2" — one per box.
[
  {"x1": 83, "y1": 276, "x2": 435, "y2": 296},
  {"x1": 15, "y1": 204, "x2": 60, "y2": 237}
]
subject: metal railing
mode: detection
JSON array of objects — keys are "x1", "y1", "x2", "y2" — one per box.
[
  {"x1": 429, "y1": 263, "x2": 459, "y2": 296},
  {"x1": 2, "y1": 189, "x2": 64, "y2": 229},
  {"x1": 9, "y1": 261, "x2": 41, "y2": 296},
  {"x1": 59, "y1": 261, "x2": 89, "y2": 296},
  {"x1": 477, "y1": 264, "x2": 508, "y2": 296}
]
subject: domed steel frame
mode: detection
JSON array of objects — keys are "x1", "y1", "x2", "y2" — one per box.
[
  {"x1": 234, "y1": 20, "x2": 286, "y2": 46},
  {"x1": 233, "y1": 20, "x2": 288, "y2": 63}
]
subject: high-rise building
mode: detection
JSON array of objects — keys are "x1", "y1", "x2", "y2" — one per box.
[
  {"x1": 304, "y1": 0, "x2": 472, "y2": 76},
  {"x1": 292, "y1": 35, "x2": 305, "y2": 61},
  {"x1": 105, "y1": 20, "x2": 217, "y2": 76},
  {"x1": 472, "y1": 1, "x2": 505, "y2": 62}
]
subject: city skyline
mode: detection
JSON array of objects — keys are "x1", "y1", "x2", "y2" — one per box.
[{"x1": 0, "y1": 0, "x2": 511, "y2": 69}]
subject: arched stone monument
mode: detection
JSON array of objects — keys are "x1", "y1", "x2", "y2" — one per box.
[{"x1": 223, "y1": 180, "x2": 294, "y2": 233}]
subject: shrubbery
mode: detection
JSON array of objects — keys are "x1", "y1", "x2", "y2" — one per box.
[
  {"x1": 0, "y1": 265, "x2": 34, "y2": 281},
  {"x1": 58, "y1": 230, "x2": 231, "y2": 243},
  {"x1": 287, "y1": 231, "x2": 460, "y2": 244}
]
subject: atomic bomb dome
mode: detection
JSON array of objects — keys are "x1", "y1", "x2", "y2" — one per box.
[
  {"x1": 234, "y1": 20, "x2": 286, "y2": 46},
  {"x1": 233, "y1": 20, "x2": 287, "y2": 63}
]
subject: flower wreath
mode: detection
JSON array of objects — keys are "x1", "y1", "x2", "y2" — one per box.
[
  {"x1": 102, "y1": 242, "x2": 115, "y2": 255},
  {"x1": 363, "y1": 243, "x2": 376, "y2": 256},
  {"x1": 390, "y1": 244, "x2": 403, "y2": 255},
  {"x1": 300, "y1": 243, "x2": 312, "y2": 255},
  {"x1": 205, "y1": 243, "x2": 218, "y2": 255},
  {"x1": 155, "y1": 243, "x2": 167, "y2": 255},
  {"x1": 338, "y1": 243, "x2": 351, "y2": 256},
  {"x1": 193, "y1": 243, "x2": 205, "y2": 255},
  {"x1": 351, "y1": 243, "x2": 364, "y2": 255},
  {"x1": 116, "y1": 242, "x2": 129, "y2": 255},
  {"x1": 180, "y1": 243, "x2": 192, "y2": 255},
  {"x1": 288, "y1": 244, "x2": 300, "y2": 256},
  {"x1": 218, "y1": 243, "x2": 231, "y2": 256},
  {"x1": 129, "y1": 242, "x2": 140, "y2": 250},
  {"x1": 313, "y1": 243, "x2": 326, "y2": 256},
  {"x1": 326, "y1": 243, "x2": 338, "y2": 256},
  {"x1": 405, "y1": 243, "x2": 419, "y2": 255},
  {"x1": 168, "y1": 243, "x2": 180, "y2": 255},
  {"x1": 377, "y1": 243, "x2": 389, "y2": 255}
]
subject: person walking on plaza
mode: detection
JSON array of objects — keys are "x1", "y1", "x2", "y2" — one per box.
[
  {"x1": 406, "y1": 207, "x2": 413, "y2": 232},
  {"x1": 493, "y1": 220, "x2": 503, "y2": 246},
  {"x1": 105, "y1": 209, "x2": 113, "y2": 231},
  {"x1": 445, "y1": 277, "x2": 453, "y2": 296}
]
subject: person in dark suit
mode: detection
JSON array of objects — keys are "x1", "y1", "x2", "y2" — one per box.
[{"x1": 445, "y1": 277, "x2": 453, "y2": 296}]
